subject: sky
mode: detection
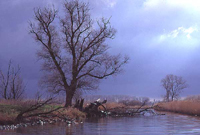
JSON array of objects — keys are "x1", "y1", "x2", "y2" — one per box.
[{"x1": 1, "y1": 0, "x2": 200, "y2": 99}]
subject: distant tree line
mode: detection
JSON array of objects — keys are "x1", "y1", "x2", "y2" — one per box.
[{"x1": 83, "y1": 95, "x2": 151, "y2": 106}]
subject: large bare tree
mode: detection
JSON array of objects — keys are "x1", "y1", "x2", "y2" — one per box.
[
  {"x1": 161, "y1": 74, "x2": 187, "y2": 102},
  {"x1": 30, "y1": 0, "x2": 128, "y2": 107},
  {"x1": 0, "y1": 61, "x2": 25, "y2": 100}
]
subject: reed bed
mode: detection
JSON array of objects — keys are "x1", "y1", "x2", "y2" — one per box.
[{"x1": 155, "y1": 98, "x2": 200, "y2": 116}]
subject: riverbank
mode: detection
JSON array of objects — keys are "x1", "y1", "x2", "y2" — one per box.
[
  {"x1": 0, "y1": 101, "x2": 123, "y2": 130},
  {"x1": 0, "y1": 100, "x2": 86, "y2": 127},
  {"x1": 154, "y1": 99, "x2": 200, "y2": 116},
  {"x1": 0, "y1": 99, "x2": 160, "y2": 131},
  {"x1": 0, "y1": 100, "x2": 150, "y2": 125}
]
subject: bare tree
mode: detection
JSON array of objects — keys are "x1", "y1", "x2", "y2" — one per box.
[
  {"x1": 161, "y1": 74, "x2": 187, "y2": 102},
  {"x1": 30, "y1": 0, "x2": 128, "y2": 107},
  {"x1": 0, "y1": 60, "x2": 25, "y2": 100}
]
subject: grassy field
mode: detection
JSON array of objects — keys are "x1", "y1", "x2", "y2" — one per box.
[{"x1": 155, "y1": 95, "x2": 200, "y2": 116}]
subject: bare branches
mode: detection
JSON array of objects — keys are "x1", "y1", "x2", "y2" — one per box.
[
  {"x1": 30, "y1": 0, "x2": 128, "y2": 107},
  {"x1": 0, "y1": 61, "x2": 11, "y2": 99},
  {"x1": 30, "y1": 6, "x2": 69, "y2": 92},
  {"x1": 0, "y1": 60, "x2": 25, "y2": 100},
  {"x1": 15, "y1": 97, "x2": 63, "y2": 122},
  {"x1": 161, "y1": 74, "x2": 188, "y2": 102}
]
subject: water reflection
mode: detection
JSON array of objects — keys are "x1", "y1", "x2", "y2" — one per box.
[
  {"x1": 66, "y1": 125, "x2": 74, "y2": 135},
  {"x1": 2, "y1": 113, "x2": 200, "y2": 135}
]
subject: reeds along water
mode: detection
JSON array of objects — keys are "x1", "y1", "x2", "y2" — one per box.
[{"x1": 156, "y1": 97, "x2": 200, "y2": 116}]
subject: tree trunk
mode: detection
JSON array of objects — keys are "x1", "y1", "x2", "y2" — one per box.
[
  {"x1": 64, "y1": 90, "x2": 74, "y2": 107},
  {"x1": 79, "y1": 99, "x2": 84, "y2": 111},
  {"x1": 166, "y1": 90, "x2": 170, "y2": 102},
  {"x1": 171, "y1": 95, "x2": 174, "y2": 101}
]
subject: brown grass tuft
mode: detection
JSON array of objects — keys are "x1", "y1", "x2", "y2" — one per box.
[{"x1": 54, "y1": 107, "x2": 86, "y2": 121}]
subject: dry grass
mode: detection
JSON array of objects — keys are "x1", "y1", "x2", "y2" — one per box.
[
  {"x1": 155, "y1": 99, "x2": 200, "y2": 116},
  {"x1": 0, "y1": 112, "x2": 16, "y2": 125},
  {"x1": 64, "y1": 107, "x2": 86, "y2": 120},
  {"x1": 0, "y1": 100, "x2": 22, "y2": 124},
  {"x1": 0, "y1": 99, "x2": 24, "y2": 105},
  {"x1": 53, "y1": 107, "x2": 86, "y2": 121},
  {"x1": 103, "y1": 102, "x2": 151, "y2": 111},
  {"x1": 104, "y1": 102, "x2": 125, "y2": 110}
]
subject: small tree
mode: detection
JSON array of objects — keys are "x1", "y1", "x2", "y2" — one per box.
[
  {"x1": 30, "y1": 0, "x2": 128, "y2": 107},
  {"x1": 161, "y1": 74, "x2": 187, "y2": 102},
  {"x1": 0, "y1": 61, "x2": 25, "y2": 100}
]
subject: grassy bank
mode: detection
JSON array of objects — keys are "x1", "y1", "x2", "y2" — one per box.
[
  {"x1": 155, "y1": 97, "x2": 200, "y2": 116},
  {"x1": 0, "y1": 100, "x2": 86, "y2": 125},
  {"x1": 0, "y1": 98, "x2": 153, "y2": 126}
]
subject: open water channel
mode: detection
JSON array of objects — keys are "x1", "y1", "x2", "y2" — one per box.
[{"x1": 1, "y1": 113, "x2": 200, "y2": 135}]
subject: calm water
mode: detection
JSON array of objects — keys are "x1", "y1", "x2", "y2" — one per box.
[{"x1": 2, "y1": 113, "x2": 200, "y2": 135}]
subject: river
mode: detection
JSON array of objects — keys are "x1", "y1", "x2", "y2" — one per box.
[{"x1": 1, "y1": 113, "x2": 200, "y2": 135}]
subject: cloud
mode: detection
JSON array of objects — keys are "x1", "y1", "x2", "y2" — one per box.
[
  {"x1": 159, "y1": 26, "x2": 198, "y2": 40},
  {"x1": 101, "y1": 0, "x2": 117, "y2": 8},
  {"x1": 144, "y1": 0, "x2": 200, "y2": 11},
  {"x1": 99, "y1": 0, "x2": 117, "y2": 8},
  {"x1": 168, "y1": 27, "x2": 198, "y2": 39},
  {"x1": 157, "y1": 26, "x2": 199, "y2": 49},
  {"x1": 168, "y1": 0, "x2": 200, "y2": 10}
]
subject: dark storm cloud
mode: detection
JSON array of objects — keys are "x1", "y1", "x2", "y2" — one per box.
[
  {"x1": 1, "y1": 0, "x2": 200, "y2": 99},
  {"x1": 0, "y1": 0, "x2": 51, "y2": 96}
]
